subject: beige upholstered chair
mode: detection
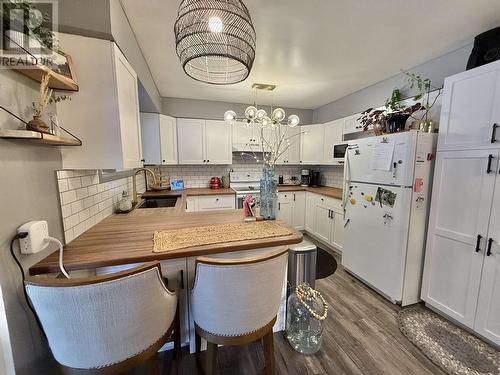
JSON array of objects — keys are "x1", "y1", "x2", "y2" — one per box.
[
  {"x1": 191, "y1": 247, "x2": 288, "y2": 375},
  {"x1": 25, "y1": 262, "x2": 179, "y2": 374}
]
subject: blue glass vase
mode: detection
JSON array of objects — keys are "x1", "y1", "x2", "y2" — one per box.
[{"x1": 260, "y1": 165, "x2": 278, "y2": 220}]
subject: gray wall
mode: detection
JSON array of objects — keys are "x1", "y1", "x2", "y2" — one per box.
[
  {"x1": 59, "y1": 0, "x2": 162, "y2": 112},
  {"x1": 313, "y1": 44, "x2": 473, "y2": 123},
  {"x1": 58, "y1": 0, "x2": 112, "y2": 40},
  {"x1": 162, "y1": 97, "x2": 314, "y2": 124},
  {"x1": 109, "y1": 0, "x2": 162, "y2": 112},
  {"x1": 0, "y1": 70, "x2": 62, "y2": 374}
]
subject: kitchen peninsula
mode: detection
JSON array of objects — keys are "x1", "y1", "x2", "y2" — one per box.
[{"x1": 30, "y1": 196, "x2": 303, "y2": 353}]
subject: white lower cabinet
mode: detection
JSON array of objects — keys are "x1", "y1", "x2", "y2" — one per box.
[
  {"x1": 159, "y1": 259, "x2": 189, "y2": 345},
  {"x1": 303, "y1": 192, "x2": 344, "y2": 251},
  {"x1": 331, "y1": 211, "x2": 344, "y2": 250},
  {"x1": 292, "y1": 192, "x2": 305, "y2": 230},
  {"x1": 313, "y1": 204, "x2": 331, "y2": 243},
  {"x1": 185, "y1": 195, "x2": 235, "y2": 212},
  {"x1": 277, "y1": 192, "x2": 305, "y2": 230}
]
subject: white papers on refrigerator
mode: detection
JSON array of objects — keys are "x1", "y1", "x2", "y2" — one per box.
[{"x1": 370, "y1": 141, "x2": 395, "y2": 171}]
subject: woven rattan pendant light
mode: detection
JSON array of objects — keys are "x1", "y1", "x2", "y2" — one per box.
[{"x1": 174, "y1": 0, "x2": 256, "y2": 85}]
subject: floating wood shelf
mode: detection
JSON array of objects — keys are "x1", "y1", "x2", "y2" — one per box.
[
  {"x1": 16, "y1": 63, "x2": 79, "y2": 92},
  {"x1": 0, "y1": 129, "x2": 81, "y2": 146}
]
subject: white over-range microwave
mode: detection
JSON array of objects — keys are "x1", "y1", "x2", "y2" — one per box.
[{"x1": 331, "y1": 142, "x2": 348, "y2": 165}]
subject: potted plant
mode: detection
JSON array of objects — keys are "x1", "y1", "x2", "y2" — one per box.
[
  {"x1": 404, "y1": 72, "x2": 443, "y2": 132},
  {"x1": 358, "y1": 88, "x2": 421, "y2": 135}
]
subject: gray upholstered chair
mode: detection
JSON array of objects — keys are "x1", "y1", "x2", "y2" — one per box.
[
  {"x1": 25, "y1": 262, "x2": 179, "y2": 374},
  {"x1": 191, "y1": 247, "x2": 288, "y2": 375}
]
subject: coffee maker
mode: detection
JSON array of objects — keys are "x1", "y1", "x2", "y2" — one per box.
[
  {"x1": 301, "y1": 169, "x2": 311, "y2": 186},
  {"x1": 311, "y1": 171, "x2": 321, "y2": 187}
]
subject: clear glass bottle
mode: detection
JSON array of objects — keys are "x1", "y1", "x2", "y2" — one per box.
[
  {"x1": 286, "y1": 283, "x2": 327, "y2": 355},
  {"x1": 259, "y1": 165, "x2": 278, "y2": 220}
]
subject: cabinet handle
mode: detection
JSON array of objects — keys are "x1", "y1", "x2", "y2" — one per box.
[
  {"x1": 293, "y1": 193, "x2": 296, "y2": 201},
  {"x1": 140, "y1": 158, "x2": 145, "y2": 162},
  {"x1": 207, "y1": 160, "x2": 210, "y2": 163},
  {"x1": 179, "y1": 269, "x2": 184, "y2": 289},
  {"x1": 475, "y1": 234, "x2": 482, "y2": 252},
  {"x1": 487, "y1": 238, "x2": 494, "y2": 256},
  {"x1": 203, "y1": 160, "x2": 206, "y2": 163},
  {"x1": 487, "y1": 154, "x2": 494, "y2": 174},
  {"x1": 278, "y1": 202, "x2": 281, "y2": 210},
  {"x1": 328, "y1": 209, "x2": 331, "y2": 219},
  {"x1": 162, "y1": 160, "x2": 165, "y2": 163},
  {"x1": 491, "y1": 123, "x2": 498, "y2": 143}
]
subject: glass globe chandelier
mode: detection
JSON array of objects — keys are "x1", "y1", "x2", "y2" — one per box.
[
  {"x1": 174, "y1": 0, "x2": 256, "y2": 85},
  {"x1": 224, "y1": 103, "x2": 300, "y2": 128}
]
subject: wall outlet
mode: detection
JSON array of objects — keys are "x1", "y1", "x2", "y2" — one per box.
[{"x1": 17, "y1": 221, "x2": 49, "y2": 254}]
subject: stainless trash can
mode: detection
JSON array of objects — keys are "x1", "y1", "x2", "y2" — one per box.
[{"x1": 287, "y1": 239, "x2": 317, "y2": 294}]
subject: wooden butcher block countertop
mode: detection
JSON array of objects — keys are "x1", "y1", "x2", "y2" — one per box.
[
  {"x1": 277, "y1": 185, "x2": 343, "y2": 199},
  {"x1": 29, "y1": 207, "x2": 302, "y2": 276}
]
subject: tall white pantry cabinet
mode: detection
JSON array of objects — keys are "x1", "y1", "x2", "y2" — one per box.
[{"x1": 421, "y1": 60, "x2": 500, "y2": 346}]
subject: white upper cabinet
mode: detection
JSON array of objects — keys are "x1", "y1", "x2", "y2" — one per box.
[
  {"x1": 140, "y1": 113, "x2": 161, "y2": 165},
  {"x1": 177, "y1": 119, "x2": 232, "y2": 164},
  {"x1": 300, "y1": 124, "x2": 325, "y2": 164},
  {"x1": 277, "y1": 126, "x2": 301, "y2": 164},
  {"x1": 177, "y1": 119, "x2": 205, "y2": 164},
  {"x1": 140, "y1": 113, "x2": 177, "y2": 165},
  {"x1": 343, "y1": 113, "x2": 363, "y2": 134},
  {"x1": 438, "y1": 60, "x2": 500, "y2": 151},
  {"x1": 232, "y1": 122, "x2": 260, "y2": 149},
  {"x1": 159, "y1": 115, "x2": 178, "y2": 164},
  {"x1": 323, "y1": 119, "x2": 344, "y2": 164},
  {"x1": 204, "y1": 120, "x2": 232, "y2": 164},
  {"x1": 58, "y1": 34, "x2": 142, "y2": 170}
]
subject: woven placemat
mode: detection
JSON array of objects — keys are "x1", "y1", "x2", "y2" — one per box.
[{"x1": 153, "y1": 221, "x2": 292, "y2": 253}]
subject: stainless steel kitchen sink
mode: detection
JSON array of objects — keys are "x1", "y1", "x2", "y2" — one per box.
[{"x1": 137, "y1": 195, "x2": 180, "y2": 209}]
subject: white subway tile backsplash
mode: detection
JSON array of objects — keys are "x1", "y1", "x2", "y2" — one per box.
[
  {"x1": 57, "y1": 170, "x2": 146, "y2": 244},
  {"x1": 81, "y1": 176, "x2": 92, "y2": 187},
  {"x1": 70, "y1": 200, "x2": 83, "y2": 214},
  {"x1": 88, "y1": 184, "x2": 97, "y2": 196},
  {"x1": 149, "y1": 162, "x2": 344, "y2": 189},
  {"x1": 67, "y1": 177, "x2": 82, "y2": 190},
  {"x1": 61, "y1": 204, "x2": 72, "y2": 218},
  {"x1": 61, "y1": 190, "x2": 77, "y2": 205},
  {"x1": 58, "y1": 179, "x2": 69, "y2": 192},
  {"x1": 57, "y1": 170, "x2": 73, "y2": 179},
  {"x1": 75, "y1": 187, "x2": 88, "y2": 199}
]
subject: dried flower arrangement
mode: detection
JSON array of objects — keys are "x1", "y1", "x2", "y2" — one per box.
[{"x1": 27, "y1": 72, "x2": 71, "y2": 133}]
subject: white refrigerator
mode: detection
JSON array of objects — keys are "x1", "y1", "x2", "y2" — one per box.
[{"x1": 342, "y1": 131, "x2": 437, "y2": 306}]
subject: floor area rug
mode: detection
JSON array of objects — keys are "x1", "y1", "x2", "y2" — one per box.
[
  {"x1": 398, "y1": 306, "x2": 500, "y2": 375},
  {"x1": 315, "y1": 248, "x2": 338, "y2": 280}
]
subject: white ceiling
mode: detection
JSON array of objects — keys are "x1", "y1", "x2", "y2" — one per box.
[{"x1": 121, "y1": 0, "x2": 500, "y2": 109}]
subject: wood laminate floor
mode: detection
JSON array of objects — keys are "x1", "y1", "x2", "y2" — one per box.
[{"x1": 129, "y1": 250, "x2": 445, "y2": 375}]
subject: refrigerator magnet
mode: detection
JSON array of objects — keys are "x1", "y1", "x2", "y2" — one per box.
[
  {"x1": 414, "y1": 178, "x2": 424, "y2": 193},
  {"x1": 382, "y1": 212, "x2": 394, "y2": 226}
]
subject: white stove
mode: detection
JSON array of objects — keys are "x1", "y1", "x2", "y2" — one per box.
[{"x1": 230, "y1": 171, "x2": 262, "y2": 209}]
